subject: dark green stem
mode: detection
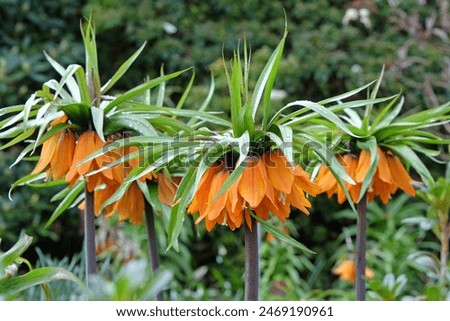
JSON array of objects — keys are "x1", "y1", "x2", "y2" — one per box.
[
  {"x1": 245, "y1": 218, "x2": 259, "y2": 301},
  {"x1": 84, "y1": 187, "x2": 97, "y2": 285},
  {"x1": 144, "y1": 203, "x2": 163, "y2": 301},
  {"x1": 356, "y1": 193, "x2": 367, "y2": 301}
]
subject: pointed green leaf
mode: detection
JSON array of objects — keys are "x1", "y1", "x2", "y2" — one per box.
[
  {"x1": 283, "y1": 100, "x2": 359, "y2": 137},
  {"x1": 252, "y1": 30, "x2": 286, "y2": 121},
  {"x1": 8, "y1": 173, "x2": 47, "y2": 199},
  {"x1": 0, "y1": 267, "x2": 84, "y2": 295},
  {"x1": 167, "y1": 166, "x2": 197, "y2": 250},
  {"x1": 44, "y1": 52, "x2": 81, "y2": 102},
  {"x1": 0, "y1": 128, "x2": 35, "y2": 150},
  {"x1": 251, "y1": 213, "x2": 315, "y2": 254},
  {"x1": 372, "y1": 95, "x2": 402, "y2": 129},
  {"x1": 318, "y1": 80, "x2": 377, "y2": 105},
  {"x1": 261, "y1": 31, "x2": 286, "y2": 129},
  {"x1": 356, "y1": 137, "x2": 379, "y2": 202},
  {"x1": 188, "y1": 72, "x2": 215, "y2": 127},
  {"x1": 176, "y1": 71, "x2": 195, "y2": 110},
  {"x1": 104, "y1": 68, "x2": 190, "y2": 113},
  {"x1": 91, "y1": 106, "x2": 105, "y2": 141},
  {"x1": 45, "y1": 180, "x2": 84, "y2": 227},
  {"x1": 101, "y1": 42, "x2": 147, "y2": 94},
  {"x1": 0, "y1": 235, "x2": 33, "y2": 276}
]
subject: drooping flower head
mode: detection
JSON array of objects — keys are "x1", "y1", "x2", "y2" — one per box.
[
  {"x1": 316, "y1": 147, "x2": 415, "y2": 204},
  {"x1": 312, "y1": 69, "x2": 448, "y2": 205},
  {"x1": 31, "y1": 125, "x2": 158, "y2": 225},
  {"x1": 1, "y1": 18, "x2": 190, "y2": 227},
  {"x1": 188, "y1": 149, "x2": 321, "y2": 231}
]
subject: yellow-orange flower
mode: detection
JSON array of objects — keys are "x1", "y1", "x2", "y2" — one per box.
[
  {"x1": 316, "y1": 147, "x2": 415, "y2": 204},
  {"x1": 333, "y1": 259, "x2": 374, "y2": 283},
  {"x1": 187, "y1": 149, "x2": 321, "y2": 231}
]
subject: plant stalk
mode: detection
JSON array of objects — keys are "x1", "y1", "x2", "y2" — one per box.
[
  {"x1": 84, "y1": 187, "x2": 97, "y2": 285},
  {"x1": 144, "y1": 203, "x2": 163, "y2": 301},
  {"x1": 356, "y1": 193, "x2": 367, "y2": 301},
  {"x1": 439, "y1": 225, "x2": 450, "y2": 285},
  {"x1": 245, "y1": 218, "x2": 259, "y2": 301}
]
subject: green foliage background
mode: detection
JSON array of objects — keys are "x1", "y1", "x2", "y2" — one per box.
[{"x1": 0, "y1": 0, "x2": 448, "y2": 300}]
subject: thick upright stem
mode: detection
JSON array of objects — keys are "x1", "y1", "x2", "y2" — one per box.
[
  {"x1": 144, "y1": 203, "x2": 163, "y2": 301},
  {"x1": 245, "y1": 219, "x2": 259, "y2": 301},
  {"x1": 84, "y1": 187, "x2": 97, "y2": 285},
  {"x1": 356, "y1": 193, "x2": 367, "y2": 301}
]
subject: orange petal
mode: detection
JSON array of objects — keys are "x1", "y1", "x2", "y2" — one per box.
[
  {"x1": 51, "y1": 130, "x2": 76, "y2": 180},
  {"x1": 355, "y1": 150, "x2": 371, "y2": 183},
  {"x1": 31, "y1": 134, "x2": 58, "y2": 175},
  {"x1": 205, "y1": 171, "x2": 229, "y2": 220},
  {"x1": 244, "y1": 209, "x2": 253, "y2": 231},
  {"x1": 228, "y1": 174, "x2": 242, "y2": 213},
  {"x1": 290, "y1": 183, "x2": 311, "y2": 215},
  {"x1": 254, "y1": 199, "x2": 270, "y2": 221},
  {"x1": 376, "y1": 148, "x2": 391, "y2": 183},
  {"x1": 294, "y1": 175, "x2": 322, "y2": 197},
  {"x1": 372, "y1": 174, "x2": 391, "y2": 204},
  {"x1": 94, "y1": 182, "x2": 119, "y2": 216},
  {"x1": 158, "y1": 173, "x2": 179, "y2": 206},
  {"x1": 239, "y1": 158, "x2": 266, "y2": 208},
  {"x1": 129, "y1": 183, "x2": 145, "y2": 225},
  {"x1": 265, "y1": 151, "x2": 294, "y2": 194},
  {"x1": 386, "y1": 154, "x2": 415, "y2": 196},
  {"x1": 50, "y1": 114, "x2": 68, "y2": 126},
  {"x1": 69, "y1": 131, "x2": 97, "y2": 177},
  {"x1": 226, "y1": 195, "x2": 244, "y2": 228},
  {"x1": 188, "y1": 164, "x2": 223, "y2": 215},
  {"x1": 117, "y1": 182, "x2": 144, "y2": 224},
  {"x1": 316, "y1": 165, "x2": 337, "y2": 192}
]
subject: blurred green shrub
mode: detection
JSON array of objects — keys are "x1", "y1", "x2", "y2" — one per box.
[
  {"x1": 0, "y1": 234, "x2": 83, "y2": 300},
  {"x1": 0, "y1": 148, "x2": 83, "y2": 262},
  {"x1": 0, "y1": 0, "x2": 84, "y2": 106},
  {"x1": 82, "y1": 0, "x2": 449, "y2": 113}
]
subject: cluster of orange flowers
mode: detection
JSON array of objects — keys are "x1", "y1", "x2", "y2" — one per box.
[
  {"x1": 31, "y1": 116, "x2": 178, "y2": 224},
  {"x1": 316, "y1": 147, "x2": 415, "y2": 204},
  {"x1": 187, "y1": 150, "x2": 321, "y2": 231},
  {"x1": 333, "y1": 259, "x2": 374, "y2": 284}
]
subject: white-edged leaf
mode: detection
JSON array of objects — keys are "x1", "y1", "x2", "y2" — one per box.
[
  {"x1": 44, "y1": 52, "x2": 81, "y2": 102},
  {"x1": 283, "y1": 100, "x2": 359, "y2": 137},
  {"x1": 91, "y1": 106, "x2": 105, "y2": 142}
]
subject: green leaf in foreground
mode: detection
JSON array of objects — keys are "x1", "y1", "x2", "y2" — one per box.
[{"x1": 251, "y1": 213, "x2": 315, "y2": 254}]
